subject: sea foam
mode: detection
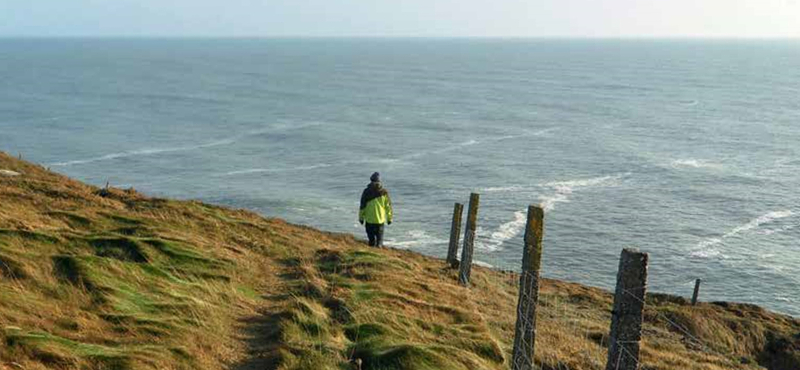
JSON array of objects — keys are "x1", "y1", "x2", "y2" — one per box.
[
  {"x1": 671, "y1": 159, "x2": 720, "y2": 169},
  {"x1": 539, "y1": 174, "x2": 628, "y2": 211},
  {"x1": 224, "y1": 163, "x2": 334, "y2": 176},
  {"x1": 477, "y1": 210, "x2": 527, "y2": 252},
  {"x1": 223, "y1": 128, "x2": 557, "y2": 176},
  {"x1": 387, "y1": 229, "x2": 448, "y2": 249},
  {"x1": 404, "y1": 139, "x2": 480, "y2": 159},
  {"x1": 49, "y1": 123, "x2": 321, "y2": 167},
  {"x1": 50, "y1": 138, "x2": 236, "y2": 167},
  {"x1": 691, "y1": 210, "x2": 795, "y2": 258},
  {"x1": 480, "y1": 185, "x2": 525, "y2": 193}
]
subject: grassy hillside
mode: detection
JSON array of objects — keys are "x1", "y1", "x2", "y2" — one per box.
[{"x1": 1, "y1": 151, "x2": 799, "y2": 370}]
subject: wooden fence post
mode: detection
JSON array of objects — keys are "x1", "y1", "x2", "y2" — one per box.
[
  {"x1": 446, "y1": 202, "x2": 464, "y2": 268},
  {"x1": 605, "y1": 248, "x2": 649, "y2": 370},
  {"x1": 691, "y1": 279, "x2": 701, "y2": 306},
  {"x1": 458, "y1": 193, "x2": 480, "y2": 286},
  {"x1": 511, "y1": 205, "x2": 545, "y2": 370}
]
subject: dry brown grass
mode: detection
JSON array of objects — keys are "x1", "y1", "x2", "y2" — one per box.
[{"x1": 1, "y1": 151, "x2": 799, "y2": 370}]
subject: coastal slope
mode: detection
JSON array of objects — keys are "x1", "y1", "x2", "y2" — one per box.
[{"x1": 0, "y1": 151, "x2": 798, "y2": 370}]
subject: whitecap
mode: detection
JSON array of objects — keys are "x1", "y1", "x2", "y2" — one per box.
[
  {"x1": 529, "y1": 127, "x2": 558, "y2": 136},
  {"x1": 489, "y1": 127, "x2": 557, "y2": 143},
  {"x1": 377, "y1": 158, "x2": 403, "y2": 163},
  {"x1": 386, "y1": 230, "x2": 447, "y2": 250},
  {"x1": 225, "y1": 168, "x2": 272, "y2": 176},
  {"x1": 50, "y1": 137, "x2": 236, "y2": 167},
  {"x1": 480, "y1": 186, "x2": 525, "y2": 193},
  {"x1": 477, "y1": 211, "x2": 527, "y2": 252},
  {"x1": 492, "y1": 135, "x2": 517, "y2": 141},
  {"x1": 538, "y1": 192, "x2": 569, "y2": 212},
  {"x1": 728, "y1": 211, "x2": 794, "y2": 236},
  {"x1": 691, "y1": 210, "x2": 795, "y2": 258},
  {"x1": 295, "y1": 164, "x2": 334, "y2": 171},
  {"x1": 758, "y1": 223, "x2": 798, "y2": 235},
  {"x1": 538, "y1": 173, "x2": 628, "y2": 211},
  {"x1": 48, "y1": 121, "x2": 325, "y2": 167},
  {"x1": 387, "y1": 139, "x2": 481, "y2": 163},
  {"x1": 269, "y1": 121, "x2": 326, "y2": 131},
  {"x1": 224, "y1": 163, "x2": 334, "y2": 176},
  {"x1": 689, "y1": 248, "x2": 723, "y2": 259},
  {"x1": 541, "y1": 174, "x2": 625, "y2": 190},
  {"x1": 474, "y1": 260, "x2": 494, "y2": 268},
  {"x1": 671, "y1": 159, "x2": 720, "y2": 169},
  {"x1": 224, "y1": 157, "x2": 402, "y2": 177},
  {"x1": 407, "y1": 139, "x2": 480, "y2": 159},
  {"x1": 696, "y1": 237, "x2": 723, "y2": 249}
]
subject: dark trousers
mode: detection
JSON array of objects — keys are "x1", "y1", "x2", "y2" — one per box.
[{"x1": 365, "y1": 223, "x2": 384, "y2": 247}]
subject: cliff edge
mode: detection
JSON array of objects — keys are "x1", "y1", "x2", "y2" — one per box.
[{"x1": 1, "y1": 152, "x2": 798, "y2": 370}]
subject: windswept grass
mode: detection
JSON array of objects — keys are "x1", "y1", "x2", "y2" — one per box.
[{"x1": 1, "y1": 151, "x2": 799, "y2": 370}]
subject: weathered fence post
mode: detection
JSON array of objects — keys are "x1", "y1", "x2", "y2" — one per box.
[
  {"x1": 511, "y1": 205, "x2": 545, "y2": 370},
  {"x1": 458, "y1": 193, "x2": 480, "y2": 286},
  {"x1": 605, "y1": 248, "x2": 649, "y2": 370},
  {"x1": 446, "y1": 202, "x2": 464, "y2": 268},
  {"x1": 691, "y1": 279, "x2": 701, "y2": 306}
]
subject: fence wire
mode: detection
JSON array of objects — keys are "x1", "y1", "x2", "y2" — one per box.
[{"x1": 479, "y1": 262, "x2": 753, "y2": 370}]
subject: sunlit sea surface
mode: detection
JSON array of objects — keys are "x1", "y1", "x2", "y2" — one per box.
[{"x1": 2, "y1": 38, "x2": 799, "y2": 315}]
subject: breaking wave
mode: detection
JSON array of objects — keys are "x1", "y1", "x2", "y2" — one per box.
[
  {"x1": 758, "y1": 223, "x2": 798, "y2": 235},
  {"x1": 223, "y1": 128, "x2": 557, "y2": 176},
  {"x1": 388, "y1": 229, "x2": 448, "y2": 249},
  {"x1": 50, "y1": 138, "x2": 236, "y2": 167},
  {"x1": 671, "y1": 159, "x2": 720, "y2": 169},
  {"x1": 730, "y1": 211, "x2": 794, "y2": 235},
  {"x1": 477, "y1": 210, "x2": 527, "y2": 252},
  {"x1": 49, "y1": 123, "x2": 325, "y2": 167},
  {"x1": 538, "y1": 174, "x2": 628, "y2": 211},
  {"x1": 473, "y1": 260, "x2": 494, "y2": 268},
  {"x1": 480, "y1": 186, "x2": 525, "y2": 193},
  {"x1": 224, "y1": 163, "x2": 334, "y2": 176},
  {"x1": 690, "y1": 210, "x2": 795, "y2": 258},
  {"x1": 403, "y1": 139, "x2": 479, "y2": 159},
  {"x1": 489, "y1": 127, "x2": 557, "y2": 142}
]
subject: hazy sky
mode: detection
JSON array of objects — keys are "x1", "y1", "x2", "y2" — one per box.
[{"x1": 2, "y1": 0, "x2": 799, "y2": 38}]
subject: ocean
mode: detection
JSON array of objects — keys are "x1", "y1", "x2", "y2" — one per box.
[{"x1": 1, "y1": 38, "x2": 798, "y2": 316}]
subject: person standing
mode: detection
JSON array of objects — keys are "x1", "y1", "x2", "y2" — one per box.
[{"x1": 359, "y1": 172, "x2": 393, "y2": 247}]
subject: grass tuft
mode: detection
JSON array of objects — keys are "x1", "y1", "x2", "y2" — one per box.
[
  {"x1": 89, "y1": 237, "x2": 149, "y2": 263},
  {"x1": 1, "y1": 151, "x2": 798, "y2": 370}
]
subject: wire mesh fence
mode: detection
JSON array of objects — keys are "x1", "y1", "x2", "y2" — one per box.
[{"x1": 438, "y1": 194, "x2": 781, "y2": 370}]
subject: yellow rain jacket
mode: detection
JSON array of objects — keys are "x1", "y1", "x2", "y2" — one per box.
[{"x1": 359, "y1": 182, "x2": 393, "y2": 224}]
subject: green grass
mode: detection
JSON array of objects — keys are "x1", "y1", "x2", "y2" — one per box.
[
  {"x1": 4, "y1": 327, "x2": 134, "y2": 369},
  {"x1": 2, "y1": 151, "x2": 800, "y2": 370}
]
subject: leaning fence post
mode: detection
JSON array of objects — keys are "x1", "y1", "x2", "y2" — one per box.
[
  {"x1": 458, "y1": 193, "x2": 480, "y2": 286},
  {"x1": 691, "y1": 279, "x2": 701, "y2": 306},
  {"x1": 446, "y1": 202, "x2": 464, "y2": 268},
  {"x1": 605, "y1": 248, "x2": 649, "y2": 370},
  {"x1": 511, "y1": 205, "x2": 544, "y2": 370}
]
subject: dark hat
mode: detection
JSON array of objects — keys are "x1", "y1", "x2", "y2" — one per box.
[{"x1": 370, "y1": 172, "x2": 380, "y2": 182}]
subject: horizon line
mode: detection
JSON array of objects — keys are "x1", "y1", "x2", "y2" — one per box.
[{"x1": 2, "y1": 34, "x2": 800, "y2": 41}]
